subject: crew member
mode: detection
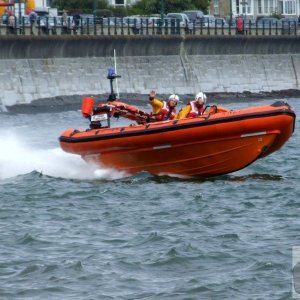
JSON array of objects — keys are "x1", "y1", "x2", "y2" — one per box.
[
  {"x1": 149, "y1": 90, "x2": 179, "y2": 121},
  {"x1": 176, "y1": 92, "x2": 207, "y2": 119}
]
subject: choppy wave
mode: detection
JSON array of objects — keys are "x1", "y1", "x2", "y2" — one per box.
[{"x1": 0, "y1": 99, "x2": 299, "y2": 299}]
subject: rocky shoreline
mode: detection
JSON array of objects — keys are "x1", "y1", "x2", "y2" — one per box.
[{"x1": 5, "y1": 89, "x2": 300, "y2": 114}]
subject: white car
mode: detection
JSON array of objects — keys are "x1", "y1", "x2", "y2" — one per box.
[
  {"x1": 182, "y1": 10, "x2": 204, "y2": 26},
  {"x1": 123, "y1": 17, "x2": 141, "y2": 28},
  {"x1": 202, "y1": 15, "x2": 216, "y2": 27},
  {"x1": 166, "y1": 13, "x2": 192, "y2": 29},
  {"x1": 148, "y1": 17, "x2": 162, "y2": 27}
]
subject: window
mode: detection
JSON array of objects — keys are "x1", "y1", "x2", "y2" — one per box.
[
  {"x1": 214, "y1": 0, "x2": 219, "y2": 15},
  {"x1": 246, "y1": 0, "x2": 252, "y2": 14},
  {"x1": 284, "y1": 0, "x2": 296, "y2": 14},
  {"x1": 239, "y1": 0, "x2": 249, "y2": 15},
  {"x1": 115, "y1": 0, "x2": 124, "y2": 4},
  {"x1": 269, "y1": 0, "x2": 274, "y2": 13},
  {"x1": 262, "y1": 0, "x2": 276, "y2": 14},
  {"x1": 264, "y1": 0, "x2": 269, "y2": 13},
  {"x1": 236, "y1": 0, "x2": 240, "y2": 14},
  {"x1": 258, "y1": 0, "x2": 262, "y2": 13}
]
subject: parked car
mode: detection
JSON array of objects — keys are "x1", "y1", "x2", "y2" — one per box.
[
  {"x1": 77, "y1": 15, "x2": 106, "y2": 25},
  {"x1": 215, "y1": 17, "x2": 228, "y2": 27},
  {"x1": 182, "y1": 10, "x2": 204, "y2": 26},
  {"x1": 202, "y1": 15, "x2": 216, "y2": 27},
  {"x1": 166, "y1": 13, "x2": 192, "y2": 29},
  {"x1": 36, "y1": 16, "x2": 56, "y2": 34},
  {"x1": 256, "y1": 17, "x2": 282, "y2": 28},
  {"x1": 148, "y1": 16, "x2": 163, "y2": 27},
  {"x1": 102, "y1": 17, "x2": 123, "y2": 26},
  {"x1": 280, "y1": 16, "x2": 299, "y2": 31},
  {"x1": 162, "y1": 17, "x2": 179, "y2": 30},
  {"x1": 37, "y1": 16, "x2": 54, "y2": 27},
  {"x1": 242, "y1": 16, "x2": 256, "y2": 27},
  {"x1": 226, "y1": 17, "x2": 236, "y2": 27},
  {"x1": 57, "y1": 16, "x2": 73, "y2": 27},
  {"x1": 123, "y1": 16, "x2": 141, "y2": 25},
  {"x1": 122, "y1": 17, "x2": 142, "y2": 34},
  {"x1": 139, "y1": 17, "x2": 154, "y2": 27},
  {"x1": 79, "y1": 14, "x2": 94, "y2": 25}
]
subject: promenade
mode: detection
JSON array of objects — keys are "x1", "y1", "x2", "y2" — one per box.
[{"x1": 0, "y1": 17, "x2": 299, "y2": 37}]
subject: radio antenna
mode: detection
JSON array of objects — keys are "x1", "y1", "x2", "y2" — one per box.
[{"x1": 114, "y1": 49, "x2": 119, "y2": 99}]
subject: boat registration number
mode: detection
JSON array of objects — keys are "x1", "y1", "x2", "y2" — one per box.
[{"x1": 91, "y1": 114, "x2": 108, "y2": 122}]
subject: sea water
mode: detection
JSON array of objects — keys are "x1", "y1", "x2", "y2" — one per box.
[{"x1": 0, "y1": 98, "x2": 299, "y2": 299}]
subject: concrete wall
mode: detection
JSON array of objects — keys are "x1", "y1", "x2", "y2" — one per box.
[
  {"x1": 1, "y1": 35, "x2": 300, "y2": 58},
  {"x1": 0, "y1": 35, "x2": 300, "y2": 108}
]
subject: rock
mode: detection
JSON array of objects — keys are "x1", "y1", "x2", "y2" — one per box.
[{"x1": 5, "y1": 89, "x2": 300, "y2": 114}]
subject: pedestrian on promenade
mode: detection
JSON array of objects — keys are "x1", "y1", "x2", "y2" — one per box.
[
  {"x1": 62, "y1": 10, "x2": 69, "y2": 34},
  {"x1": 7, "y1": 12, "x2": 16, "y2": 34},
  {"x1": 237, "y1": 15, "x2": 244, "y2": 34}
]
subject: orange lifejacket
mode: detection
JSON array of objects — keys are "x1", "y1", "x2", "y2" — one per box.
[
  {"x1": 187, "y1": 101, "x2": 205, "y2": 118},
  {"x1": 154, "y1": 101, "x2": 176, "y2": 121}
]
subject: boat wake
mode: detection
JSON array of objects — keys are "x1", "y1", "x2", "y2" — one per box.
[
  {"x1": 0, "y1": 132, "x2": 127, "y2": 181},
  {"x1": 227, "y1": 173, "x2": 282, "y2": 181}
]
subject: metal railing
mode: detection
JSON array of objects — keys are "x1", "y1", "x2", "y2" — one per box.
[{"x1": 0, "y1": 16, "x2": 299, "y2": 36}]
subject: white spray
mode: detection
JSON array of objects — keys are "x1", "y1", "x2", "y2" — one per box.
[{"x1": 0, "y1": 131, "x2": 127, "y2": 181}]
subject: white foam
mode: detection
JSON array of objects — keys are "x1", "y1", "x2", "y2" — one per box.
[{"x1": 0, "y1": 131, "x2": 127, "y2": 180}]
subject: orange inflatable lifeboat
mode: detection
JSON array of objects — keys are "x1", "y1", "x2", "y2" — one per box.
[{"x1": 59, "y1": 69, "x2": 296, "y2": 178}]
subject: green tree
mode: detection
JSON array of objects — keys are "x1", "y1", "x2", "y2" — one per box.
[
  {"x1": 51, "y1": 0, "x2": 210, "y2": 15},
  {"x1": 110, "y1": 6, "x2": 129, "y2": 17},
  {"x1": 128, "y1": 0, "x2": 158, "y2": 15},
  {"x1": 52, "y1": 0, "x2": 109, "y2": 13},
  {"x1": 130, "y1": 0, "x2": 210, "y2": 15},
  {"x1": 192, "y1": 0, "x2": 210, "y2": 12},
  {"x1": 164, "y1": 0, "x2": 194, "y2": 13}
]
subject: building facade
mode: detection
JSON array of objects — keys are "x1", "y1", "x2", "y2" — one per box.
[
  {"x1": 34, "y1": 0, "x2": 51, "y2": 8},
  {"x1": 36, "y1": 0, "x2": 299, "y2": 18},
  {"x1": 212, "y1": 0, "x2": 300, "y2": 18},
  {"x1": 109, "y1": 0, "x2": 138, "y2": 7}
]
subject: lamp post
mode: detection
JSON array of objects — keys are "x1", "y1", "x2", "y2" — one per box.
[
  {"x1": 229, "y1": 0, "x2": 232, "y2": 24},
  {"x1": 160, "y1": 0, "x2": 164, "y2": 21},
  {"x1": 18, "y1": 0, "x2": 21, "y2": 25},
  {"x1": 93, "y1": 0, "x2": 97, "y2": 17}
]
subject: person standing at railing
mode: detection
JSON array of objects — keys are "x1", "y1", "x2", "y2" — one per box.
[
  {"x1": 7, "y1": 13, "x2": 16, "y2": 34},
  {"x1": 237, "y1": 15, "x2": 244, "y2": 34},
  {"x1": 73, "y1": 12, "x2": 80, "y2": 34},
  {"x1": 29, "y1": 10, "x2": 37, "y2": 26},
  {"x1": 2, "y1": 9, "x2": 9, "y2": 25},
  {"x1": 62, "y1": 10, "x2": 69, "y2": 34}
]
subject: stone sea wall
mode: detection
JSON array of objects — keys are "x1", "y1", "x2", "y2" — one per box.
[{"x1": 0, "y1": 35, "x2": 299, "y2": 109}]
